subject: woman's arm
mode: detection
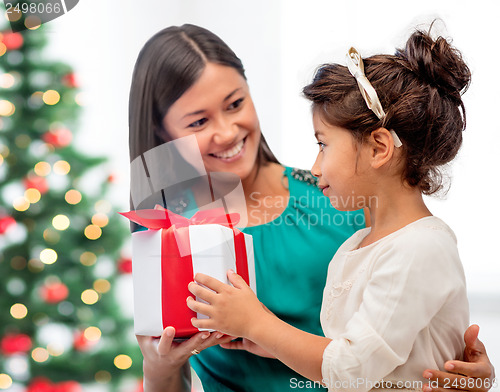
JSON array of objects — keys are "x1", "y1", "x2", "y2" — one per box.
[
  {"x1": 422, "y1": 325, "x2": 496, "y2": 392},
  {"x1": 138, "y1": 326, "x2": 234, "y2": 392},
  {"x1": 187, "y1": 271, "x2": 331, "y2": 382}
]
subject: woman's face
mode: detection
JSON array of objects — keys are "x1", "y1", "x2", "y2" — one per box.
[{"x1": 163, "y1": 62, "x2": 261, "y2": 181}]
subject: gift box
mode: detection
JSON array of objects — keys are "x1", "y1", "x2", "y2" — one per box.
[{"x1": 120, "y1": 207, "x2": 256, "y2": 338}]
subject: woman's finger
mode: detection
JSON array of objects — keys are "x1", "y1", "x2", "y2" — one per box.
[{"x1": 157, "y1": 326, "x2": 176, "y2": 355}]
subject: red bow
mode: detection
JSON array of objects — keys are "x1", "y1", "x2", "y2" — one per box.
[{"x1": 120, "y1": 207, "x2": 240, "y2": 230}]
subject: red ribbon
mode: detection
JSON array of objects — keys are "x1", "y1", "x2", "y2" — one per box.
[{"x1": 120, "y1": 207, "x2": 250, "y2": 338}]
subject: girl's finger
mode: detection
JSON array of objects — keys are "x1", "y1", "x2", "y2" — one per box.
[
  {"x1": 191, "y1": 316, "x2": 212, "y2": 330},
  {"x1": 186, "y1": 296, "x2": 212, "y2": 316},
  {"x1": 157, "y1": 326, "x2": 176, "y2": 355},
  {"x1": 227, "y1": 269, "x2": 249, "y2": 289},
  {"x1": 188, "y1": 281, "x2": 217, "y2": 302},
  {"x1": 194, "y1": 273, "x2": 226, "y2": 292}
]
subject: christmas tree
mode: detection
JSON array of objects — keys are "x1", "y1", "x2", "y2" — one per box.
[{"x1": 0, "y1": 11, "x2": 142, "y2": 392}]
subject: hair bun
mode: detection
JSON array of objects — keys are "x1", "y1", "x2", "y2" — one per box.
[{"x1": 397, "y1": 30, "x2": 471, "y2": 101}]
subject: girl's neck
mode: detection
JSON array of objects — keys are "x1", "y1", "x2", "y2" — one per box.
[{"x1": 361, "y1": 184, "x2": 432, "y2": 248}]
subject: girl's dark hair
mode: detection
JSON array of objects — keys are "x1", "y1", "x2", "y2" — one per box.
[
  {"x1": 303, "y1": 27, "x2": 471, "y2": 195},
  {"x1": 128, "y1": 24, "x2": 278, "y2": 165}
]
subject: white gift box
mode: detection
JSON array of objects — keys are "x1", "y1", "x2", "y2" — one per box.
[{"x1": 131, "y1": 224, "x2": 256, "y2": 337}]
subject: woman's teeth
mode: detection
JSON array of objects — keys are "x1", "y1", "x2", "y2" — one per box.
[{"x1": 212, "y1": 138, "x2": 245, "y2": 159}]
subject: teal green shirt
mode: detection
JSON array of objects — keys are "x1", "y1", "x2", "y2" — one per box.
[{"x1": 190, "y1": 167, "x2": 365, "y2": 391}]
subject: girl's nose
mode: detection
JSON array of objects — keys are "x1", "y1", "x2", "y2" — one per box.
[{"x1": 311, "y1": 155, "x2": 322, "y2": 178}]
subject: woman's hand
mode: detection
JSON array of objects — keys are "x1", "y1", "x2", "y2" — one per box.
[
  {"x1": 137, "y1": 326, "x2": 234, "y2": 392},
  {"x1": 422, "y1": 325, "x2": 496, "y2": 392},
  {"x1": 186, "y1": 270, "x2": 265, "y2": 338}
]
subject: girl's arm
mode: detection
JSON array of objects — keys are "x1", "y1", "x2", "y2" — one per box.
[{"x1": 187, "y1": 271, "x2": 331, "y2": 382}]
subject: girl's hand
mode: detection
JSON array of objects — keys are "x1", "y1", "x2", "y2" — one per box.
[
  {"x1": 137, "y1": 326, "x2": 234, "y2": 392},
  {"x1": 220, "y1": 337, "x2": 275, "y2": 359},
  {"x1": 187, "y1": 270, "x2": 264, "y2": 338},
  {"x1": 422, "y1": 325, "x2": 496, "y2": 392}
]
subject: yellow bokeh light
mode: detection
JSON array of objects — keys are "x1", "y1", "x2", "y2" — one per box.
[
  {"x1": 84, "y1": 225, "x2": 102, "y2": 240},
  {"x1": 0, "y1": 155, "x2": 3, "y2": 166},
  {"x1": 34, "y1": 161, "x2": 51, "y2": 176},
  {"x1": 25, "y1": 188, "x2": 41, "y2": 203},
  {"x1": 92, "y1": 213, "x2": 109, "y2": 228},
  {"x1": 65, "y1": 189, "x2": 82, "y2": 205},
  {"x1": 94, "y1": 279, "x2": 111, "y2": 293},
  {"x1": 81, "y1": 289, "x2": 99, "y2": 305},
  {"x1": 0, "y1": 145, "x2": 10, "y2": 157},
  {"x1": 95, "y1": 370, "x2": 111, "y2": 383},
  {"x1": 15, "y1": 134, "x2": 31, "y2": 148},
  {"x1": 6, "y1": 6, "x2": 22, "y2": 22},
  {"x1": 80, "y1": 251, "x2": 97, "y2": 266},
  {"x1": 52, "y1": 214, "x2": 70, "y2": 231},
  {"x1": 32, "y1": 347, "x2": 49, "y2": 362},
  {"x1": 13, "y1": 196, "x2": 30, "y2": 212},
  {"x1": 47, "y1": 343, "x2": 64, "y2": 356},
  {"x1": 28, "y1": 259, "x2": 45, "y2": 273},
  {"x1": 53, "y1": 160, "x2": 70, "y2": 175},
  {"x1": 0, "y1": 43, "x2": 6, "y2": 57},
  {"x1": 0, "y1": 100, "x2": 15, "y2": 116},
  {"x1": 40, "y1": 248, "x2": 58, "y2": 265},
  {"x1": 10, "y1": 303, "x2": 28, "y2": 319},
  {"x1": 95, "y1": 200, "x2": 112, "y2": 214},
  {"x1": 75, "y1": 92, "x2": 86, "y2": 106},
  {"x1": 0, "y1": 73, "x2": 15, "y2": 88},
  {"x1": 43, "y1": 90, "x2": 60, "y2": 105},
  {"x1": 114, "y1": 354, "x2": 132, "y2": 370},
  {"x1": 43, "y1": 228, "x2": 60, "y2": 244},
  {"x1": 0, "y1": 373, "x2": 13, "y2": 389},
  {"x1": 26, "y1": 15, "x2": 42, "y2": 30},
  {"x1": 84, "y1": 326, "x2": 102, "y2": 342}
]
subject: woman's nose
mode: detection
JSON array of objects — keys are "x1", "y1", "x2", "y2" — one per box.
[{"x1": 212, "y1": 116, "x2": 238, "y2": 145}]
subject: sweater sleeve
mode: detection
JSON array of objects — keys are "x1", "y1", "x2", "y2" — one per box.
[{"x1": 321, "y1": 227, "x2": 467, "y2": 392}]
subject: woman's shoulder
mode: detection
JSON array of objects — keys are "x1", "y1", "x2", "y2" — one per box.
[{"x1": 286, "y1": 167, "x2": 319, "y2": 188}]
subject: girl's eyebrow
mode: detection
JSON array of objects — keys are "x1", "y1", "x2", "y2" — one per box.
[
  {"x1": 182, "y1": 88, "x2": 243, "y2": 119},
  {"x1": 314, "y1": 130, "x2": 323, "y2": 139}
]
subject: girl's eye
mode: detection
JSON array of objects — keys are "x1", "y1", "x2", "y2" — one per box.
[
  {"x1": 317, "y1": 141, "x2": 326, "y2": 152},
  {"x1": 227, "y1": 98, "x2": 244, "y2": 110},
  {"x1": 188, "y1": 118, "x2": 208, "y2": 128}
]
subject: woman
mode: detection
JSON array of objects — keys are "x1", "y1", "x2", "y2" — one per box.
[{"x1": 129, "y1": 24, "x2": 495, "y2": 392}]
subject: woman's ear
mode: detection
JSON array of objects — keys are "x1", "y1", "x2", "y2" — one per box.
[{"x1": 367, "y1": 128, "x2": 395, "y2": 169}]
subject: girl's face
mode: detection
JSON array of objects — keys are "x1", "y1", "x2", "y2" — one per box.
[
  {"x1": 311, "y1": 113, "x2": 371, "y2": 211},
  {"x1": 163, "y1": 62, "x2": 261, "y2": 181}
]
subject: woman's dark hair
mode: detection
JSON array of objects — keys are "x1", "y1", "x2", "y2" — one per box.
[
  {"x1": 128, "y1": 24, "x2": 278, "y2": 165},
  {"x1": 303, "y1": 27, "x2": 471, "y2": 195}
]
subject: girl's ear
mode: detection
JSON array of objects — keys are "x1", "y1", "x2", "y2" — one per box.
[{"x1": 367, "y1": 128, "x2": 396, "y2": 169}]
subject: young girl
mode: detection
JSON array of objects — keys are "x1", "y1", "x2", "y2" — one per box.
[{"x1": 186, "y1": 28, "x2": 473, "y2": 390}]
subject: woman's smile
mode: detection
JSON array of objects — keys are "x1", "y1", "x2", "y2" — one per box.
[{"x1": 209, "y1": 136, "x2": 247, "y2": 162}]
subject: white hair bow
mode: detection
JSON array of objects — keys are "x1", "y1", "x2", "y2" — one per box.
[{"x1": 346, "y1": 47, "x2": 402, "y2": 148}]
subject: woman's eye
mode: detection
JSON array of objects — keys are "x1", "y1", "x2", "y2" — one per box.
[
  {"x1": 188, "y1": 118, "x2": 208, "y2": 128},
  {"x1": 317, "y1": 141, "x2": 326, "y2": 152},
  {"x1": 227, "y1": 98, "x2": 244, "y2": 110}
]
